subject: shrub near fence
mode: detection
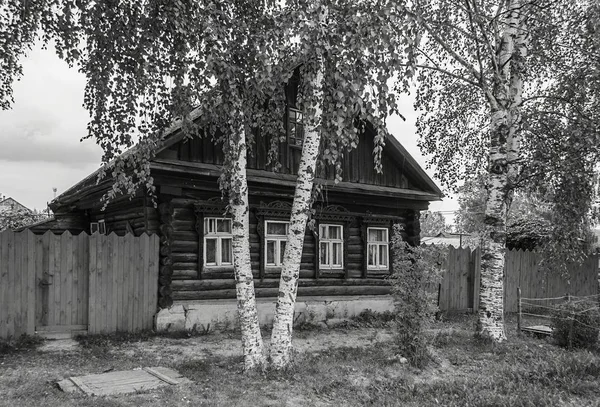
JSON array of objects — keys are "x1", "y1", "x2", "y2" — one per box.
[
  {"x1": 432, "y1": 246, "x2": 598, "y2": 313},
  {"x1": 0, "y1": 230, "x2": 159, "y2": 340}
]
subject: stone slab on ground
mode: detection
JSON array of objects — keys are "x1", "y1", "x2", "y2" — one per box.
[
  {"x1": 39, "y1": 338, "x2": 79, "y2": 352},
  {"x1": 57, "y1": 367, "x2": 191, "y2": 396}
]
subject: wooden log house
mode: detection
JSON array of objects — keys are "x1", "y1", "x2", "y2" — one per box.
[{"x1": 30, "y1": 74, "x2": 443, "y2": 312}]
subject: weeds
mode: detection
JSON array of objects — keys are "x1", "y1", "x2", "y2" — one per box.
[{"x1": 0, "y1": 334, "x2": 44, "y2": 356}]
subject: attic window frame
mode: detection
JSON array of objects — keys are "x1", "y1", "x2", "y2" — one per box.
[{"x1": 287, "y1": 107, "x2": 304, "y2": 149}]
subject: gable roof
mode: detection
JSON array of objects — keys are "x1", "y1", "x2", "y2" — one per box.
[
  {"x1": 51, "y1": 106, "x2": 443, "y2": 210},
  {"x1": 0, "y1": 197, "x2": 32, "y2": 213}
]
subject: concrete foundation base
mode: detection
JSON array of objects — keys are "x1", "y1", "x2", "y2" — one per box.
[{"x1": 155, "y1": 295, "x2": 394, "y2": 332}]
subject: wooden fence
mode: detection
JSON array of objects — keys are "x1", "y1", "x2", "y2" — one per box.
[
  {"x1": 0, "y1": 230, "x2": 159, "y2": 339},
  {"x1": 437, "y1": 247, "x2": 599, "y2": 313}
]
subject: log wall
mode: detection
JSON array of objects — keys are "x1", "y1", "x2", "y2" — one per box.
[
  {"x1": 89, "y1": 197, "x2": 158, "y2": 236},
  {"x1": 157, "y1": 193, "x2": 420, "y2": 303}
]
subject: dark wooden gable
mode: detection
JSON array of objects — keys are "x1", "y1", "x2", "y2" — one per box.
[{"x1": 153, "y1": 67, "x2": 439, "y2": 196}]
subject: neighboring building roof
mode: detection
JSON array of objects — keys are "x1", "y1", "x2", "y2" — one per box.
[{"x1": 0, "y1": 197, "x2": 32, "y2": 213}]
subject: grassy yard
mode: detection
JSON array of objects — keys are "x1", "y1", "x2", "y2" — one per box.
[{"x1": 1, "y1": 315, "x2": 600, "y2": 406}]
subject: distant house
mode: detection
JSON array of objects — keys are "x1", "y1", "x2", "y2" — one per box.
[
  {"x1": 0, "y1": 195, "x2": 31, "y2": 214},
  {"x1": 421, "y1": 231, "x2": 472, "y2": 248}
]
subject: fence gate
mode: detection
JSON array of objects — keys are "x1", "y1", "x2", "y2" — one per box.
[{"x1": 35, "y1": 232, "x2": 90, "y2": 336}]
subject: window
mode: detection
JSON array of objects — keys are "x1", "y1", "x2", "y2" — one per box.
[
  {"x1": 90, "y1": 220, "x2": 106, "y2": 235},
  {"x1": 287, "y1": 108, "x2": 304, "y2": 148},
  {"x1": 204, "y1": 217, "x2": 233, "y2": 267},
  {"x1": 265, "y1": 220, "x2": 289, "y2": 267},
  {"x1": 319, "y1": 224, "x2": 343, "y2": 269},
  {"x1": 367, "y1": 227, "x2": 389, "y2": 270}
]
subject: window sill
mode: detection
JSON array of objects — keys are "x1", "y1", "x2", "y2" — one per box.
[{"x1": 203, "y1": 265, "x2": 235, "y2": 272}]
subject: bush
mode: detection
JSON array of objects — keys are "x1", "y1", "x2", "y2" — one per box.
[
  {"x1": 389, "y1": 224, "x2": 444, "y2": 367},
  {"x1": 551, "y1": 300, "x2": 600, "y2": 349}
]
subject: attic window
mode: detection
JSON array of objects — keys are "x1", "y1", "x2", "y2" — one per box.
[
  {"x1": 287, "y1": 108, "x2": 304, "y2": 148},
  {"x1": 90, "y1": 220, "x2": 106, "y2": 235}
]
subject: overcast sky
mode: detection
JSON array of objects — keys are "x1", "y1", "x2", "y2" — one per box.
[{"x1": 0, "y1": 44, "x2": 458, "y2": 221}]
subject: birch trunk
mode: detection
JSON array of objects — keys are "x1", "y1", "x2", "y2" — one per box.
[
  {"x1": 477, "y1": 0, "x2": 526, "y2": 341},
  {"x1": 477, "y1": 106, "x2": 509, "y2": 341},
  {"x1": 228, "y1": 118, "x2": 266, "y2": 370},
  {"x1": 270, "y1": 56, "x2": 325, "y2": 369}
]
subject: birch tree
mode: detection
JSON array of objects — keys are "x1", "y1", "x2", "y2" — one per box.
[
  {"x1": 0, "y1": 0, "x2": 290, "y2": 370},
  {"x1": 270, "y1": 0, "x2": 414, "y2": 368},
  {"x1": 400, "y1": 0, "x2": 600, "y2": 340}
]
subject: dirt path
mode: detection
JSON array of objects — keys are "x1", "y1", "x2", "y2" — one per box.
[{"x1": 112, "y1": 328, "x2": 395, "y2": 363}]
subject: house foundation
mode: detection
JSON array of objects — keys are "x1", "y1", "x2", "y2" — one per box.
[{"x1": 155, "y1": 295, "x2": 394, "y2": 332}]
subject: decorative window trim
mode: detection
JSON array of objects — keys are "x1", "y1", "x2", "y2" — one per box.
[
  {"x1": 264, "y1": 220, "x2": 289, "y2": 268},
  {"x1": 255, "y1": 201, "x2": 293, "y2": 279},
  {"x1": 366, "y1": 227, "x2": 389, "y2": 271},
  {"x1": 203, "y1": 217, "x2": 233, "y2": 267},
  {"x1": 194, "y1": 198, "x2": 231, "y2": 276},
  {"x1": 318, "y1": 223, "x2": 344, "y2": 270},
  {"x1": 361, "y1": 218, "x2": 393, "y2": 278}
]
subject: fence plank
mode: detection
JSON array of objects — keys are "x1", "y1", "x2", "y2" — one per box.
[
  {"x1": 88, "y1": 233, "x2": 98, "y2": 334},
  {"x1": 0, "y1": 231, "x2": 159, "y2": 339},
  {"x1": 0, "y1": 232, "x2": 9, "y2": 338}
]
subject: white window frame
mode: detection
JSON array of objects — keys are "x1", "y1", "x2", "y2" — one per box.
[
  {"x1": 98, "y1": 219, "x2": 106, "y2": 235},
  {"x1": 203, "y1": 217, "x2": 233, "y2": 267},
  {"x1": 367, "y1": 227, "x2": 389, "y2": 270},
  {"x1": 319, "y1": 224, "x2": 344, "y2": 269},
  {"x1": 90, "y1": 221, "x2": 106, "y2": 235},
  {"x1": 264, "y1": 220, "x2": 289, "y2": 267}
]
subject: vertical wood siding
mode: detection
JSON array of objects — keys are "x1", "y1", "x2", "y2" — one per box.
[
  {"x1": 0, "y1": 230, "x2": 158, "y2": 339},
  {"x1": 431, "y1": 246, "x2": 599, "y2": 313}
]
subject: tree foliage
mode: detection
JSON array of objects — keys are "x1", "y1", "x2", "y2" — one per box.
[
  {"x1": 398, "y1": 0, "x2": 599, "y2": 339},
  {"x1": 0, "y1": 209, "x2": 48, "y2": 232},
  {"x1": 390, "y1": 224, "x2": 443, "y2": 367},
  {"x1": 419, "y1": 211, "x2": 448, "y2": 237},
  {"x1": 1, "y1": 0, "x2": 417, "y2": 368}
]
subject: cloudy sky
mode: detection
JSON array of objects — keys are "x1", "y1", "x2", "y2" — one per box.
[{"x1": 0, "y1": 44, "x2": 458, "y2": 220}]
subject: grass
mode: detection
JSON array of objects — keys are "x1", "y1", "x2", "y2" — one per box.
[{"x1": 1, "y1": 316, "x2": 600, "y2": 406}]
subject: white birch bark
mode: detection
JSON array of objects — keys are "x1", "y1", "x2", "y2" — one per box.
[
  {"x1": 477, "y1": 0, "x2": 525, "y2": 341},
  {"x1": 270, "y1": 55, "x2": 325, "y2": 369},
  {"x1": 228, "y1": 112, "x2": 266, "y2": 370}
]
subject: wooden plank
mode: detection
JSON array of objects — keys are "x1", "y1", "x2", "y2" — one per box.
[
  {"x1": 83, "y1": 234, "x2": 90, "y2": 327},
  {"x1": 69, "y1": 376, "x2": 96, "y2": 396},
  {"x1": 14, "y1": 231, "x2": 24, "y2": 337},
  {"x1": 109, "y1": 233, "x2": 118, "y2": 332},
  {"x1": 6, "y1": 231, "x2": 15, "y2": 337},
  {"x1": 132, "y1": 234, "x2": 141, "y2": 332},
  {"x1": 25, "y1": 232, "x2": 35, "y2": 335},
  {"x1": 70, "y1": 233, "x2": 78, "y2": 326},
  {"x1": 101, "y1": 234, "x2": 110, "y2": 333},
  {"x1": 51, "y1": 233, "x2": 60, "y2": 327},
  {"x1": 66, "y1": 233, "x2": 75, "y2": 326},
  {"x1": 40, "y1": 232, "x2": 51, "y2": 327},
  {"x1": 116, "y1": 235, "x2": 124, "y2": 332},
  {"x1": 123, "y1": 234, "x2": 132, "y2": 332},
  {"x1": 149, "y1": 235, "x2": 159, "y2": 329},
  {"x1": 0, "y1": 232, "x2": 8, "y2": 339},
  {"x1": 143, "y1": 367, "x2": 180, "y2": 385},
  {"x1": 142, "y1": 234, "x2": 150, "y2": 330},
  {"x1": 88, "y1": 233, "x2": 97, "y2": 334}
]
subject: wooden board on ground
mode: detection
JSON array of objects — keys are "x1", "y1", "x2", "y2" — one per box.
[
  {"x1": 57, "y1": 367, "x2": 191, "y2": 396},
  {"x1": 521, "y1": 325, "x2": 553, "y2": 336}
]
